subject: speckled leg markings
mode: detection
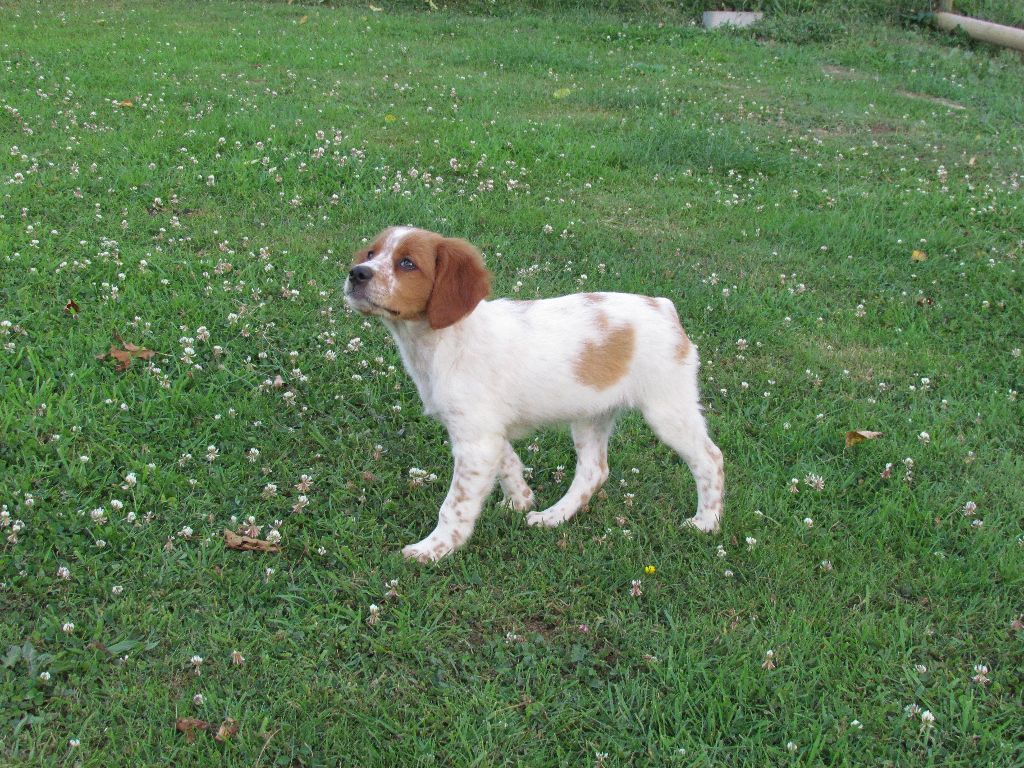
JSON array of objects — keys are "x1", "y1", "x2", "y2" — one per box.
[
  {"x1": 526, "y1": 417, "x2": 616, "y2": 528},
  {"x1": 641, "y1": 405, "x2": 725, "y2": 533},
  {"x1": 498, "y1": 441, "x2": 535, "y2": 512},
  {"x1": 401, "y1": 438, "x2": 502, "y2": 563}
]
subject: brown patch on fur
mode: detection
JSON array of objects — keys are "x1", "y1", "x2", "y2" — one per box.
[
  {"x1": 351, "y1": 229, "x2": 392, "y2": 266},
  {"x1": 643, "y1": 296, "x2": 661, "y2": 311},
  {"x1": 574, "y1": 325, "x2": 636, "y2": 390},
  {"x1": 426, "y1": 238, "x2": 491, "y2": 329},
  {"x1": 583, "y1": 293, "x2": 607, "y2": 305},
  {"x1": 666, "y1": 306, "x2": 692, "y2": 362},
  {"x1": 387, "y1": 231, "x2": 443, "y2": 320}
]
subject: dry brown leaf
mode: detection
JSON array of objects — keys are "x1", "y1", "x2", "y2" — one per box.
[
  {"x1": 224, "y1": 529, "x2": 280, "y2": 554},
  {"x1": 298, "y1": 14, "x2": 308, "y2": 23},
  {"x1": 118, "y1": 99, "x2": 133, "y2": 107},
  {"x1": 64, "y1": 299, "x2": 80, "y2": 315},
  {"x1": 176, "y1": 717, "x2": 210, "y2": 744},
  {"x1": 97, "y1": 332, "x2": 156, "y2": 371},
  {"x1": 214, "y1": 718, "x2": 239, "y2": 742},
  {"x1": 911, "y1": 250, "x2": 927, "y2": 262},
  {"x1": 846, "y1": 430, "x2": 883, "y2": 447}
]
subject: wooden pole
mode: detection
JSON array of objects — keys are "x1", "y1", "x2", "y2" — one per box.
[{"x1": 933, "y1": 8, "x2": 1024, "y2": 53}]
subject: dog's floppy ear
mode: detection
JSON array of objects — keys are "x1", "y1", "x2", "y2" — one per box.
[{"x1": 426, "y1": 237, "x2": 491, "y2": 329}]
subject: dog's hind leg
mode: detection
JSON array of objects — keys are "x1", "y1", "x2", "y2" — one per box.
[
  {"x1": 640, "y1": 371, "x2": 724, "y2": 533},
  {"x1": 526, "y1": 415, "x2": 616, "y2": 528}
]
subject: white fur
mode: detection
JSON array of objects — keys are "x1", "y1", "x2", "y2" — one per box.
[{"x1": 346, "y1": 232, "x2": 725, "y2": 562}]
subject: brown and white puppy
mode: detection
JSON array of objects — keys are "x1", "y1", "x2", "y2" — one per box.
[{"x1": 345, "y1": 227, "x2": 724, "y2": 562}]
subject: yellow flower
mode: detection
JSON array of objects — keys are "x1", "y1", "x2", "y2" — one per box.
[
  {"x1": 384, "y1": 114, "x2": 397, "y2": 123},
  {"x1": 644, "y1": 565, "x2": 656, "y2": 575}
]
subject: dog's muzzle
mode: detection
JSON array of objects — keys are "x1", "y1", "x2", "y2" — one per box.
[{"x1": 348, "y1": 264, "x2": 373, "y2": 290}]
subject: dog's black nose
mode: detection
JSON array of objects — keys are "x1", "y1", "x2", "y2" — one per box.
[{"x1": 349, "y1": 265, "x2": 373, "y2": 285}]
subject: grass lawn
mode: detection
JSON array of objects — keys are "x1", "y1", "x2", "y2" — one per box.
[{"x1": 1, "y1": 1, "x2": 1023, "y2": 765}]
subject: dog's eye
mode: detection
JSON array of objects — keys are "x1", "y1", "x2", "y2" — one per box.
[
  {"x1": 365, "y1": 250, "x2": 374, "y2": 261},
  {"x1": 398, "y1": 258, "x2": 416, "y2": 271}
]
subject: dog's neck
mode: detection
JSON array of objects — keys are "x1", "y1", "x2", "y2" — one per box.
[
  {"x1": 383, "y1": 315, "x2": 444, "y2": 374},
  {"x1": 382, "y1": 305, "x2": 485, "y2": 416}
]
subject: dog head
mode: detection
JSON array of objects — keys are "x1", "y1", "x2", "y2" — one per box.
[{"x1": 345, "y1": 227, "x2": 491, "y2": 329}]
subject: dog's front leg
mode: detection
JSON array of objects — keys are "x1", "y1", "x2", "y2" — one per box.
[{"x1": 402, "y1": 436, "x2": 503, "y2": 563}]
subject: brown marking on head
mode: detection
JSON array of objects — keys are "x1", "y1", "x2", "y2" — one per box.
[
  {"x1": 351, "y1": 229, "x2": 391, "y2": 266},
  {"x1": 348, "y1": 229, "x2": 490, "y2": 327},
  {"x1": 384, "y1": 230, "x2": 444, "y2": 320},
  {"x1": 574, "y1": 324, "x2": 636, "y2": 390},
  {"x1": 426, "y1": 237, "x2": 491, "y2": 329}
]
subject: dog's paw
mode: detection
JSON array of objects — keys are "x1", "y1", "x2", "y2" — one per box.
[
  {"x1": 502, "y1": 489, "x2": 536, "y2": 513},
  {"x1": 525, "y1": 509, "x2": 569, "y2": 528},
  {"x1": 401, "y1": 536, "x2": 454, "y2": 563},
  {"x1": 684, "y1": 514, "x2": 720, "y2": 534}
]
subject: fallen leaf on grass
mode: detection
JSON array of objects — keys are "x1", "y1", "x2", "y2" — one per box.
[
  {"x1": 215, "y1": 718, "x2": 239, "y2": 742},
  {"x1": 96, "y1": 331, "x2": 156, "y2": 371},
  {"x1": 224, "y1": 529, "x2": 280, "y2": 554},
  {"x1": 298, "y1": 14, "x2": 308, "y2": 24},
  {"x1": 911, "y1": 250, "x2": 927, "y2": 262},
  {"x1": 64, "y1": 299, "x2": 80, "y2": 315},
  {"x1": 846, "y1": 430, "x2": 883, "y2": 447},
  {"x1": 176, "y1": 717, "x2": 237, "y2": 744},
  {"x1": 117, "y1": 99, "x2": 133, "y2": 107},
  {"x1": 176, "y1": 718, "x2": 210, "y2": 744}
]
